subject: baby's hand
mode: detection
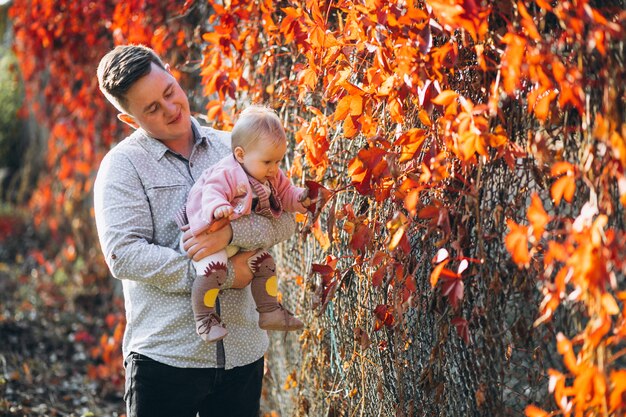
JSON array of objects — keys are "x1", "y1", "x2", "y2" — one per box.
[
  {"x1": 299, "y1": 188, "x2": 313, "y2": 208},
  {"x1": 214, "y1": 205, "x2": 234, "y2": 220},
  {"x1": 301, "y1": 196, "x2": 312, "y2": 207}
]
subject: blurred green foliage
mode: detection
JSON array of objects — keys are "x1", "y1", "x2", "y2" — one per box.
[{"x1": 0, "y1": 45, "x2": 24, "y2": 195}]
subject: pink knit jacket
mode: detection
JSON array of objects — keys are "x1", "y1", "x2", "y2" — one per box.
[{"x1": 186, "y1": 154, "x2": 307, "y2": 236}]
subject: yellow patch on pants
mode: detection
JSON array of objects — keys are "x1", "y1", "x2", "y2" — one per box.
[
  {"x1": 265, "y1": 276, "x2": 278, "y2": 297},
  {"x1": 203, "y1": 289, "x2": 220, "y2": 308}
]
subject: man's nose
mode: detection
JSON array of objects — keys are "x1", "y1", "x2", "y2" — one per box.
[{"x1": 164, "y1": 100, "x2": 177, "y2": 116}]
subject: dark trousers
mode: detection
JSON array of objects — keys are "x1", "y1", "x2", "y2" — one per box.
[{"x1": 124, "y1": 352, "x2": 264, "y2": 417}]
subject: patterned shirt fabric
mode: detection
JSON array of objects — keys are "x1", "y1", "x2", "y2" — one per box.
[{"x1": 93, "y1": 117, "x2": 296, "y2": 370}]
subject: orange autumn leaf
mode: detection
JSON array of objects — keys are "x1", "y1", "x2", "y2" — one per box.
[
  {"x1": 505, "y1": 219, "x2": 531, "y2": 266},
  {"x1": 527, "y1": 193, "x2": 549, "y2": 240},
  {"x1": 601, "y1": 293, "x2": 620, "y2": 315},
  {"x1": 529, "y1": 88, "x2": 558, "y2": 122},
  {"x1": 550, "y1": 161, "x2": 575, "y2": 177},
  {"x1": 525, "y1": 405, "x2": 549, "y2": 417},
  {"x1": 609, "y1": 370, "x2": 626, "y2": 412},
  {"x1": 457, "y1": 130, "x2": 488, "y2": 161},
  {"x1": 517, "y1": 1, "x2": 541, "y2": 41},
  {"x1": 501, "y1": 33, "x2": 527, "y2": 94},
  {"x1": 556, "y1": 332, "x2": 579, "y2": 374},
  {"x1": 586, "y1": 315, "x2": 611, "y2": 348},
  {"x1": 343, "y1": 115, "x2": 360, "y2": 138},
  {"x1": 573, "y1": 367, "x2": 606, "y2": 409},
  {"x1": 298, "y1": 67, "x2": 318, "y2": 90},
  {"x1": 395, "y1": 128, "x2": 427, "y2": 163},
  {"x1": 551, "y1": 175, "x2": 576, "y2": 205},
  {"x1": 334, "y1": 94, "x2": 364, "y2": 121},
  {"x1": 418, "y1": 109, "x2": 432, "y2": 127},
  {"x1": 431, "y1": 89, "x2": 458, "y2": 106},
  {"x1": 311, "y1": 219, "x2": 330, "y2": 250},
  {"x1": 534, "y1": 0, "x2": 552, "y2": 11},
  {"x1": 430, "y1": 258, "x2": 450, "y2": 288}
]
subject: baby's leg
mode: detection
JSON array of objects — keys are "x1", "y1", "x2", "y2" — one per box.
[
  {"x1": 191, "y1": 251, "x2": 229, "y2": 342},
  {"x1": 247, "y1": 250, "x2": 304, "y2": 331}
]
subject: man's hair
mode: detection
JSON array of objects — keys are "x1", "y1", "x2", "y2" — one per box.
[
  {"x1": 231, "y1": 105, "x2": 286, "y2": 150},
  {"x1": 96, "y1": 44, "x2": 166, "y2": 112}
]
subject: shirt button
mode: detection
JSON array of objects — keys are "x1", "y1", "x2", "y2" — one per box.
[
  {"x1": 190, "y1": 162, "x2": 194, "y2": 168},
  {"x1": 111, "y1": 254, "x2": 117, "y2": 260}
]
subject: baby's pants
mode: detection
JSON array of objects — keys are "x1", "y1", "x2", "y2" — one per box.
[{"x1": 188, "y1": 244, "x2": 280, "y2": 327}]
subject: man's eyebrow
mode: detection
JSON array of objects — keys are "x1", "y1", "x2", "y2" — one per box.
[{"x1": 141, "y1": 82, "x2": 174, "y2": 113}]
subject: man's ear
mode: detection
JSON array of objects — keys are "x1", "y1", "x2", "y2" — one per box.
[
  {"x1": 117, "y1": 113, "x2": 140, "y2": 129},
  {"x1": 233, "y1": 146, "x2": 245, "y2": 163}
]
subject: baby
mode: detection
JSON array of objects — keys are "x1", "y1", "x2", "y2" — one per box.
[{"x1": 180, "y1": 105, "x2": 309, "y2": 342}]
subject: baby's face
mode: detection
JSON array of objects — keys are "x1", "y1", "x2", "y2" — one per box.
[{"x1": 239, "y1": 137, "x2": 287, "y2": 183}]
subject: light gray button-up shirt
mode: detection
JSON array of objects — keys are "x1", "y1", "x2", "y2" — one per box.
[{"x1": 93, "y1": 117, "x2": 296, "y2": 369}]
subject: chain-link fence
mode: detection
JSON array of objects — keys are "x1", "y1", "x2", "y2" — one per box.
[{"x1": 263, "y1": 106, "x2": 624, "y2": 417}]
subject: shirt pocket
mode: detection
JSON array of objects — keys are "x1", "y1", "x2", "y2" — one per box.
[{"x1": 145, "y1": 183, "x2": 189, "y2": 244}]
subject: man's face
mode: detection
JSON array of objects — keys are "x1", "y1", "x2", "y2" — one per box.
[{"x1": 119, "y1": 63, "x2": 192, "y2": 146}]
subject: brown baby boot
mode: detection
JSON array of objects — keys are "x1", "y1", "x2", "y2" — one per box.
[
  {"x1": 192, "y1": 262, "x2": 229, "y2": 342},
  {"x1": 248, "y1": 250, "x2": 304, "y2": 331}
]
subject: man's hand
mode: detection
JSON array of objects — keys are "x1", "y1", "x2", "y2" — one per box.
[
  {"x1": 229, "y1": 251, "x2": 255, "y2": 289},
  {"x1": 181, "y1": 224, "x2": 233, "y2": 261}
]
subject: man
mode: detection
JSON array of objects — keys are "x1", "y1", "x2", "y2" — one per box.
[{"x1": 93, "y1": 44, "x2": 295, "y2": 417}]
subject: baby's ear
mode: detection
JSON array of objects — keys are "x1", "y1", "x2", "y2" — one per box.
[{"x1": 233, "y1": 146, "x2": 245, "y2": 163}]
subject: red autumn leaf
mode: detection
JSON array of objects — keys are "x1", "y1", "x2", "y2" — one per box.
[
  {"x1": 505, "y1": 219, "x2": 531, "y2": 266},
  {"x1": 374, "y1": 304, "x2": 395, "y2": 330},
  {"x1": 298, "y1": 68, "x2": 318, "y2": 90},
  {"x1": 371, "y1": 264, "x2": 387, "y2": 287},
  {"x1": 350, "y1": 222, "x2": 373, "y2": 253},
  {"x1": 334, "y1": 94, "x2": 352, "y2": 121},
  {"x1": 441, "y1": 276, "x2": 464, "y2": 308},
  {"x1": 534, "y1": 0, "x2": 552, "y2": 11},
  {"x1": 305, "y1": 180, "x2": 332, "y2": 214},
  {"x1": 310, "y1": 218, "x2": 331, "y2": 251},
  {"x1": 311, "y1": 263, "x2": 335, "y2": 279},
  {"x1": 451, "y1": 316, "x2": 470, "y2": 344},
  {"x1": 418, "y1": 205, "x2": 440, "y2": 220},
  {"x1": 347, "y1": 147, "x2": 388, "y2": 196},
  {"x1": 312, "y1": 256, "x2": 339, "y2": 314}
]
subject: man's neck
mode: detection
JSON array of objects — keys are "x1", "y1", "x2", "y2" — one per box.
[{"x1": 166, "y1": 135, "x2": 194, "y2": 159}]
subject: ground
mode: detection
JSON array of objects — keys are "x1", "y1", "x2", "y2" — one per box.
[{"x1": 0, "y1": 264, "x2": 126, "y2": 417}]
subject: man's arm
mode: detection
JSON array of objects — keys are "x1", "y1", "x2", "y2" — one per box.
[
  {"x1": 182, "y1": 212, "x2": 296, "y2": 290},
  {"x1": 94, "y1": 151, "x2": 193, "y2": 293}
]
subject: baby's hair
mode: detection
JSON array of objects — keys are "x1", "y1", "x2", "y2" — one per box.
[{"x1": 231, "y1": 105, "x2": 286, "y2": 150}]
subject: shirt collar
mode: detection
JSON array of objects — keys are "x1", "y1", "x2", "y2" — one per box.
[{"x1": 135, "y1": 116, "x2": 207, "y2": 161}]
